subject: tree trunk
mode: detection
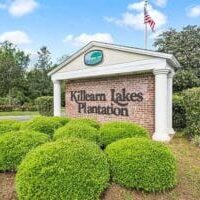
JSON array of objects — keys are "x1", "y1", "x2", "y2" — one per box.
[{"x1": 8, "y1": 88, "x2": 12, "y2": 106}]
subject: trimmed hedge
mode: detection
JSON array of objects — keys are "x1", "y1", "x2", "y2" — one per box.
[
  {"x1": 105, "y1": 138, "x2": 177, "y2": 192},
  {"x1": 54, "y1": 123, "x2": 100, "y2": 144},
  {"x1": 22, "y1": 116, "x2": 65, "y2": 138},
  {"x1": 0, "y1": 120, "x2": 21, "y2": 135},
  {"x1": 0, "y1": 105, "x2": 12, "y2": 112},
  {"x1": 0, "y1": 105, "x2": 37, "y2": 112},
  {"x1": 99, "y1": 121, "x2": 149, "y2": 147},
  {"x1": 35, "y1": 96, "x2": 53, "y2": 116},
  {"x1": 183, "y1": 87, "x2": 200, "y2": 138},
  {"x1": 0, "y1": 130, "x2": 49, "y2": 172},
  {"x1": 173, "y1": 95, "x2": 186, "y2": 130},
  {"x1": 68, "y1": 118, "x2": 101, "y2": 129},
  {"x1": 16, "y1": 138, "x2": 110, "y2": 200}
]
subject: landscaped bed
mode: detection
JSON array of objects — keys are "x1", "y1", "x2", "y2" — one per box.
[{"x1": 1, "y1": 136, "x2": 200, "y2": 200}]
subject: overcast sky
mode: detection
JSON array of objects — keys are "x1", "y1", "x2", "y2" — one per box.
[{"x1": 0, "y1": 0, "x2": 199, "y2": 64}]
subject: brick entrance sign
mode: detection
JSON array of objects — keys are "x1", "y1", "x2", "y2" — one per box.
[
  {"x1": 66, "y1": 74, "x2": 155, "y2": 133},
  {"x1": 49, "y1": 42, "x2": 181, "y2": 142}
]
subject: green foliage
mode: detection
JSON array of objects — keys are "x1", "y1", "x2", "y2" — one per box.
[
  {"x1": 99, "y1": 121, "x2": 149, "y2": 147},
  {"x1": 0, "y1": 104, "x2": 37, "y2": 112},
  {"x1": 105, "y1": 138, "x2": 177, "y2": 192},
  {"x1": 173, "y1": 70, "x2": 200, "y2": 92},
  {"x1": 191, "y1": 135, "x2": 200, "y2": 147},
  {"x1": 16, "y1": 138, "x2": 110, "y2": 200},
  {"x1": 35, "y1": 96, "x2": 53, "y2": 116},
  {"x1": 26, "y1": 47, "x2": 53, "y2": 101},
  {"x1": 54, "y1": 123, "x2": 100, "y2": 144},
  {"x1": 154, "y1": 25, "x2": 200, "y2": 70},
  {"x1": 0, "y1": 130, "x2": 49, "y2": 171},
  {"x1": 154, "y1": 25, "x2": 200, "y2": 92},
  {"x1": 35, "y1": 46, "x2": 52, "y2": 71},
  {"x1": 0, "y1": 97, "x2": 9, "y2": 105},
  {"x1": 0, "y1": 120, "x2": 21, "y2": 135},
  {"x1": 183, "y1": 87, "x2": 200, "y2": 138},
  {"x1": 6, "y1": 87, "x2": 31, "y2": 106},
  {"x1": 26, "y1": 69, "x2": 53, "y2": 101},
  {"x1": 68, "y1": 118, "x2": 101, "y2": 129},
  {"x1": 0, "y1": 43, "x2": 56, "y2": 105},
  {"x1": 51, "y1": 116, "x2": 70, "y2": 126},
  {"x1": 173, "y1": 94, "x2": 186, "y2": 130},
  {"x1": 22, "y1": 116, "x2": 65, "y2": 138},
  {"x1": 0, "y1": 42, "x2": 29, "y2": 103}
]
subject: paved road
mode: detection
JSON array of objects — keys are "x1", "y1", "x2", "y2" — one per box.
[
  {"x1": 0, "y1": 111, "x2": 66, "y2": 121},
  {"x1": 0, "y1": 115, "x2": 34, "y2": 121}
]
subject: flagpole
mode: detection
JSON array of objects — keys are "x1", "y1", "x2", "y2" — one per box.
[
  {"x1": 145, "y1": 21, "x2": 147, "y2": 49},
  {"x1": 144, "y1": 0, "x2": 148, "y2": 49}
]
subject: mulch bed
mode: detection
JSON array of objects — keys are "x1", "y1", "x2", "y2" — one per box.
[{"x1": 0, "y1": 173, "x2": 16, "y2": 200}]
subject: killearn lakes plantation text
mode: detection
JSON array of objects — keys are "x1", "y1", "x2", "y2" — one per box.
[{"x1": 70, "y1": 88, "x2": 144, "y2": 116}]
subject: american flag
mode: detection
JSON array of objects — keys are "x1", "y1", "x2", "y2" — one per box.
[{"x1": 144, "y1": 7, "x2": 156, "y2": 32}]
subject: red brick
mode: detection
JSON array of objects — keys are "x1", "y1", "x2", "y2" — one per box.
[{"x1": 66, "y1": 73, "x2": 155, "y2": 134}]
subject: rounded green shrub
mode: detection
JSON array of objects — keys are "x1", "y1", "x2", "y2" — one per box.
[
  {"x1": 19, "y1": 121, "x2": 29, "y2": 129},
  {"x1": 68, "y1": 118, "x2": 100, "y2": 129},
  {"x1": 51, "y1": 116, "x2": 70, "y2": 126},
  {"x1": 99, "y1": 121, "x2": 149, "y2": 147},
  {"x1": 22, "y1": 116, "x2": 65, "y2": 138},
  {"x1": 105, "y1": 138, "x2": 177, "y2": 192},
  {"x1": 54, "y1": 123, "x2": 100, "y2": 144},
  {"x1": 0, "y1": 130, "x2": 49, "y2": 171},
  {"x1": 16, "y1": 138, "x2": 110, "y2": 200},
  {"x1": 0, "y1": 120, "x2": 21, "y2": 135}
]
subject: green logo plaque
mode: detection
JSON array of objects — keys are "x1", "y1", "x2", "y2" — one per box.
[{"x1": 84, "y1": 50, "x2": 103, "y2": 66}]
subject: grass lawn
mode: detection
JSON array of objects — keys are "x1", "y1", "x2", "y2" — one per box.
[
  {"x1": 0, "y1": 111, "x2": 39, "y2": 116},
  {"x1": 0, "y1": 136, "x2": 200, "y2": 200}
]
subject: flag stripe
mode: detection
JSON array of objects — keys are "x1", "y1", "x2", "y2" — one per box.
[{"x1": 144, "y1": 7, "x2": 156, "y2": 32}]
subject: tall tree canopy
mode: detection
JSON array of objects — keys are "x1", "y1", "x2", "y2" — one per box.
[
  {"x1": 27, "y1": 46, "x2": 54, "y2": 100},
  {"x1": 154, "y1": 25, "x2": 200, "y2": 92},
  {"x1": 35, "y1": 46, "x2": 52, "y2": 70},
  {"x1": 0, "y1": 41, "x2": 29, "y2": 104}
]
